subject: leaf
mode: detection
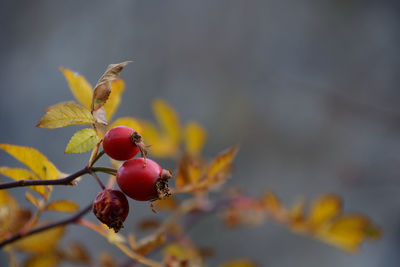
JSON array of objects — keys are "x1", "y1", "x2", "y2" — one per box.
[
  {"x1": 207, "y1": 145, "x2": 239, "y2": 180},
  {"x1": 37, "y1": 101, "x2": 94, "y2": 129},
  {"x1": 109, "y1": 117, "x2": 142, "y2": 133},
  {"x1": 318, "y1": 215, "x2": 379, "y2": 252},
  {"x1": 0, "y1": 167, "x2": 37, "y2": 181},
  {"x1": 60, "y1": 67, "x2": 93, "y2": 110},
  {"x1": 152, "y1": 99, "x2": 180, "y2": 146},
  {"x1": 14, "y1": 225, "x2": 65, "y2": 254},
  {"x1": 139, "y1": 120, "x2": 176, "y2": 157},
  {"x1": 184, "y1": 121, "x2": 207, "y2": 156},
  {"x1": 24, "y1": 253, "x2": 60, "y2": 267},
  {"x1": 25, "y1": 192, "x2": 41, "y2": 208},
  {"x1": 261, "y1": 191, "x2": 281, "y2": 216},
  {"x1": 0, "y1": 144, "x2": 59, "y2": 180},
  {"x1": 219, "y1": 259, "x2": 258, "y2": 267},
  {"x1": 309, "y1": 194, "x2": 342, "y2": 227},
  {"x1": 46, "y1": 200, "x2": 79, "y2": 213},
  {"x1": 92, "y1": 61, "x2": 131, "y2": 111},
  {"x1": 65, "y1": 128, "x2": 99, "y2": 153},
  {"x1": 104, "y1": 79, "x2": 125, "y2": 121},
  {"x1": 176, "y1": 155, "x2": 204, "y2": 187}
]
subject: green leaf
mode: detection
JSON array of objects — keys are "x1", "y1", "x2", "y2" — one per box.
[{"x1": 65, "y1": 128, "x2": 99, "y2": 153}]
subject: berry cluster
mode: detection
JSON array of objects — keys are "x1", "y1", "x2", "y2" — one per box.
[{"x1": 93, "y1": 126, "x2": 171, "y2": 232}]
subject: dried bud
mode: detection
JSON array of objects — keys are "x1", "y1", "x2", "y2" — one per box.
[{"x1": 92, "y1": 189, "x2": 129, "y2": 233}]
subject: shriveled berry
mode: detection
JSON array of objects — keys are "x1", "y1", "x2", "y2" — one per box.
[
  {"x1": 103, "y1": 126, "x2": 146, "y2": 161},
  {"x1": 92, "y1": 189, "x2": 129, "y2": 232},
  {"x1": 116, "y1": 158, "x2": 172, "y2": 201}
]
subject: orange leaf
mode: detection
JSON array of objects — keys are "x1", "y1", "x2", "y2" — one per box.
[{"x1": 207, "y1": 145, "x2": 239, "y2": 180}]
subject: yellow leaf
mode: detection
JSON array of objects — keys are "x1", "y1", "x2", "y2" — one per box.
[
  {"x1": 60, "y1": 67, "x2": 93, "y2": 110},
  {"x1": 25, "y1": 192, "x2": 40, "y2": 208},
  {"x1": 152, "y1": 99, "x2": 180, "y2": 142},
  {"x1": 46, "y1": 200, "x2": 79, "y2": 213},
  {"x1": 24, "y1": 253, "x2": 60, "y2": 267},
  {"x1": 109, "y1": 117, "x2": 142, "y2": 133},
  {"x1": 319, "y1": 215, "x2": 376, "y2": 252},
  {"x1": 104, "y1": 79, "x2": 125, "y2": 121},
  {"x1": 261, "y1": 191, "x2": 281, "y2": 214},
  {"x1": 207, "y1": 145, "x2": 239, "y2": 180},
  {"x1": 92, "y1": 61, "x2": 131, "y2": 111},
  {"x1": 309, "y1": 194, "x2": 342, "y2": 226},
  {"x1": 220, "y1": 259, "x2": 258, "y2": 267},
  {"x1": 14, "y1": 225, "x2": 65, "y2": 254},
  {"x1": 150, "y1": 99, "x2": 180, "y2": 156},
  {"x1": 0, "y1": 167, "x2": 49, "y2": 198},
  {"x1": 65, "y1": 128, "x2": 99, "y2": 153},
  {"x1": 0, "y1": 144, "x2": 59, "y2": 180},
  {"x1": 0, "y1": 167, "x2": 37, "y2": 181},
  {"x1": 139, "y1": 120, "x2": 177, "y2": 157},
  {"x1": 37, "y1": 101, "x2": 94, "y2": 129},
  {"x1": 184, "y1": 121, "x2": 207, "y2": 156}
]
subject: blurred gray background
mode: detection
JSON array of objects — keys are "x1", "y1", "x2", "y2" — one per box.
[{"x1": 1, "y1": 0, "x2": 399, "y2": 266}]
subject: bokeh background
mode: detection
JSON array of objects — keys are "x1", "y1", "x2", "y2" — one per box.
[{"x1": 1, "y1": 1, "x2": 400, "y2": 266}]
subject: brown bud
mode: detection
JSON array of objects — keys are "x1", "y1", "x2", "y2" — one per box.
[{"x1": 92, "y1": 189, "x2": 129, "y2": 233}]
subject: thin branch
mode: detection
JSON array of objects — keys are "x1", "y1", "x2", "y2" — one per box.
[
  {"x1": 90, "y1": 149, "x2": 105, "y2": 167},
  {"x1": 89, "y1": 169, "x2": 106, "y2": 190},
  {"x1": 0, "y1": 204, "x2": 92, "y2": 248},
  {"x1": 0, "y1": 167, "x2": 90, "y2": 190},
  {"x1": 91, "y1": 167, "x2": 117, "y2": 176}
]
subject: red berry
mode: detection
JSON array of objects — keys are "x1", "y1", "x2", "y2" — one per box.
[
  {"x1": 116, "y1": 158, "x2": 172, "y2": 201},
  {"x1": 103, "y1": 126, "x2": 140, "y2": 161},
  {"x1": 92, "y1": 189, "x2": 129, "y2": 233}
]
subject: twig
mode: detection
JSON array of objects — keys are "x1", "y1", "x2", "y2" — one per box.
[
  {"x1": 0, "y1": 204, "x2": 92, "y2": 248},
  {"x1": 90, "y1": 149, "x2": 105, "y2": 167},
  {"x1": 91, "y1": 167, "x2": 117, "y2": 176},
  {"x1": 0, "y1": 167, "x2": 90, "y2": 190},
  {"x1": 89, "y1": 169, "x2": 106, "y2": 190}
]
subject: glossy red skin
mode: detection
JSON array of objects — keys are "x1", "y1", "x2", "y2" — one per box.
[
  {"x1": 116, "y1": 158, "x2": 162, "y2": 201},
  {"x1": 103, "y1": 126, "x2": 140, "y2": 161}
]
